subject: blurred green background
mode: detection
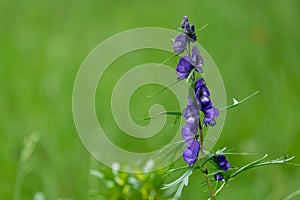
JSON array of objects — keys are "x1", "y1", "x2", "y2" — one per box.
[{"x1": 1, "y1": 0, "x2": 300, "y2": 199}]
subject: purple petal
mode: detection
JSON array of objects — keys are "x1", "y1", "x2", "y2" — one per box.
[
  {"x1": 208, "y1": 119, "x2": 216, "y2": 126},
  {"x1": 195, "y1": 78, "x2": 206, "y2": 88},
  {"x1": 182, "y1": 125, "x2": 197, "y2": 146},
  {"x1": 214, "y1": 173, "x2": 224, "y2": 181},
  {"x1": 214, "y1": 108, "x2": 219, "y2": 118},
  {"x1": 184, "y1": 105, "x2": 199, "y2": 124},
  {"x1": 190, "y1": 24, "x2": 195, "y2": 33},
  {"x1": 186, "y1": 95, "x2": 200, "y2": 109},
  {"x1": 217, "y1": 155, "x2": 230, "y2": 171},
  {"x1": 173, "y1": 34, "x2": 187, "y2": 54},
  {"x1": 191, "y1": 46, "x2": 204, "y2": 73},
  {"x1": 184, "y1": 22, "x2": 191, "y2": 35},
  {"x1": 183, "y1": 140, "x2": 200, "y2": 165},
  {"x1": 180, "y1": 16, "x2": 189, "y2": 28},
  {"x1": 203, "y1": 107, "x2": 219, "y2": 126},
  {"x1": 176, "y1": 56, "x2": 192, "y2": 80},
  {"x1": 201, "y1": 87, "x2": 210, "y2": 97},
  {"x1": 184, "y1": 22, "x2": 197, "y2": 42},
  {"x1": 200, "y1": 96, "x2": 210, "y2": 104}
]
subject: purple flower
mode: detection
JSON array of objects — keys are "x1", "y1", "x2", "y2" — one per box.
[
  {"x1": 184, "y1": 22, "x2": 197, "y2": 42},
  {"x1": 194, "y1": 78, "x2": 219, "y2": 126},
  {"x1": 184, "y1": 97, "x2": 200, "y2": 124},
  {"x1": 195, "y1": 78, "x2": 212, "y2": 112},
  {"x1": 195, "y1": 78, "x2": 210, "y2": 99},
  {"x1": 183, "y1": 140, "x2": 200, "y2": 166},
  {"x1": 216, "y1": 155, "x2": 230, "y2": 171},
  {"x1": 213, "y1": 155, "x2": 230, "y2": 181},
  {"x1": 180, "y1": 16, "x2": 189, "y2": 28},
  {"x1": 178, "y1": 16, "x2": 197, "y2": 43},
  {"x1": 173, "y1": 34, "x2": 187, "y2": 54},
  {"x1": 191, "y1": 46, "x2": 204, "y2": 73},
  {"x1": 203, "y1": 107, "x2": 219, "y2": 126},
  {"x1": 214, "y1": 173, "x2": 224, "y2": 181},
  {"x1": 176, "y1": 56, "x2": 193, "y2": 80},
  {"x1": 182, "y1": 96, "x2": 200, "y2": 146},
  {"x1": 182, "y1": 125, "x2": 197, "y2": 146}
]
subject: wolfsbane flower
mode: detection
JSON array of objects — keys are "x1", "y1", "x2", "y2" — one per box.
[
  {"x1": 182, "y1": 95, "x2": 201, "y2": 166},
  {"x1": 180, "y1": 16, "x2": 188, "y2": 29},
  {"x1": 173, "y1": 34, "x2": 187, "y2": 54},
  {"x1": 182, "y1": 96, "x2": 200, "y2": 146},
  {"x1": 203, "y1": 107, "x2": 219, "y2": 126},
  {"x1": 173, "y1": 16, "x2": 197, "y2": 55},
  {"x1": 191, "y1": 46, "x2": 204, "y2": 73},
  {"x1": 184, "y1": 22, "x2": 197, "y2": 42},
  {"x1": 214, "y1": 173, "x2": 224, "y2": 181},
  {"x1": 216, "y1": 155, "x2": 230, "y2": 171},
  {"x1": 176, "y1": 56, "x2": 193, "y2": 80},
  {"x1": 175, "y1": 46, "x2": 204, "y2": 80},
  {"x1": 194, "y1": 78, "x2": 219, "y2": 127},
  {"x1": 213, "y1": 154, "x2": 230, "y2": 181},
  {"x1": 183, "y1": 140, "x2": 200, "y2": 166}
]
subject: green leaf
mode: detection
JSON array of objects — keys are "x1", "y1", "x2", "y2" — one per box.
[
  {"x1": 147, "y1": 80, "x2": 182, "y2": 98},
  {"x1": 252, "y1": 155, "x2": 295, "y2": 168},
  {"x1": 161, "y1": 168, "x2": 193, "y2": 190},
  {"x1": 155, "y1": 53, "x2": 179, "y2": 67},
  {"x1": 171, "y1": 115, "x2": 181, "y2": 126},
  {"x1": 220, "y1": 90, "x2": 260, "y2": 112},
  {"x1": 215, "y1": 147, "x2": 256, "y2": 156},
  {"x1": 230, "y1": 154, "x2": 295, "y2": 179},
  {"x1": 139, "y1": 111, "x2": 182, "y2": 121},
  {"x1": 230, "y1": 154, "x2": 268, "y2": 178},
  {"x1": 164, "y1": 166, "x2": 193, "y2": 177},
  {"x1": 162, "y1": 168, "x2": 194, "y2": 200},
  {"x1": 185, "y1": 68, "x2": 195, "y2": 83}
]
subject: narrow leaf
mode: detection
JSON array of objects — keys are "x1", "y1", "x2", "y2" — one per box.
[
  {"x1": 162, "y1": 168, "x2": 193, "y2": 189},
  {"x1": 230, "y1": 154, "x2": 268, "y2": 178},
  {"x1": 220, "y1": 90, "x2": 260, "y2": 112},
  {"x1": 147, "y1": 80, "x2": 182, "y2": 98},
  {"x1": 138, "y1": 111, "x2": 182, "y2": 121},
  {"x1": 185, "y1": 68, "x2": 195, "y2": 83},
  {"x1": 156, "y1": 53, "x2": 179, "y2": 67}
]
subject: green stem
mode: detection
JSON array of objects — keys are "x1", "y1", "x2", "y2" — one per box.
[{"x1": 199, "y1": 118, "x2": 215, "y2": 200}]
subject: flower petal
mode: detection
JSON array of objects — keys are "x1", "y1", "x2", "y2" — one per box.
[
  {"x1": 173, "y1": 34, "x2": 187, "y2": 54},
  {"x1": 183, "y1": 140, "x2": 200, "y2": 165}
]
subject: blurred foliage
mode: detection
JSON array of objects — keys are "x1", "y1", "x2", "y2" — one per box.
[
  {"x1": 89, "y1": 161, "x2": 172, "y2": 200},
  {"x1": 1, "y1": 0, "x2": 300, "y2": 199}
]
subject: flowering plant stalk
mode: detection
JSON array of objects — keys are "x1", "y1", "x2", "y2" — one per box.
[{"x1": 159, "y1": 16, "x2": 298, "y2": 200}]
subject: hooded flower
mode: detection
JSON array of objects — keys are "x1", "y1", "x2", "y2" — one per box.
[
  {"x1": 173, "y1": 34, "x2": 187, "y2": 54},
  {"x1": 184, "y1": 22, "x2": 197, "y2": 42},
  {"x1": 176, "y1": 56, "x2": 193, "y2": 80},
  {"x1": 180, "y1": 16, "x2": 189, "y2": 29},
  {"x1": 173, "y1": 16, "x2": 197, "y2": 56},
  {"x1": 182, "y1": 96, "x2": 200, "y2": 146},
  {"x1": 182, "y1": 125, "x2": 197, "y2": 146},
  {"x1": 203, "y1": 107, "x2": 219, "y2": 126},
  {"x1": 184, "y1": 96, "x2": 200, "y2": 125},
  {"x1": 213, "y1": 155, "x2": 230, "y2": 181},
  {"x1": 182, "y1": 95, "x2": 201, "y2": 166},
  {"x1": 191, "y1": 46, "x2": 204, "y2": 73},
  {"x1": 216, "y1": 155, "x2": 230, "y2": 171},
  {"x1": 194, "y1": 78, "x2": 219, "y2": 126},
  {"x1": 183, "y1": 140, "x2": 200, "y2": 166},
  {"x1": 214, "y1": 173, "x2": 224, "y2": 181}
]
